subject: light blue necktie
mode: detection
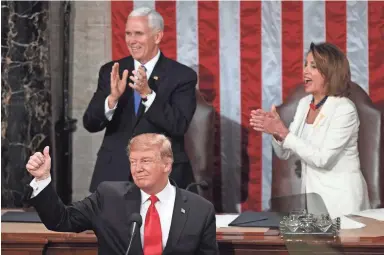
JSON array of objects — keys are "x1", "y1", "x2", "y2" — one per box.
[{"x1": 134, "y1": 65, "x2": 147, "y2": 115}]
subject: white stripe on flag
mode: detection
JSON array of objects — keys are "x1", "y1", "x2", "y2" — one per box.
[
  {"x1": 261, "y1": 0, "x2": 282, "y2": 210},
  {"x1": 303, "y1": 0, "x2": 326, "y2": 57},
  {"x1": 219, "y1": 0, "x2": 242, "y2": 213},
  {"x1": 347, "y1": 0, "x2": 369, "y2": 93},
  {"x1": 134, "y1": 0, "x2": 155, "y2": 10},
  {"x1": 176, "y1": 0, "x2": 199, "y2": 77}
]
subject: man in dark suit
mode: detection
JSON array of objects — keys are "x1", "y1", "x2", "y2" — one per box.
[
  {"x1": 83, "y1": 7, "x2": 197, "y2": 192},
  {"x1": 25, "y1": 133, "x2": 218, "y2": 255}
]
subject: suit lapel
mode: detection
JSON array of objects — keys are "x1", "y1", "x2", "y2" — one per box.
[
  {"x1": 287, "y1": 96, "x2": 339, "y2": 147},
  {"x1": 308, "y1": 96, "x2": 336, "y2": 139},
  {"x1": 312, "y1": 97, "x2": 335, "y2": 128},
  {"x1": 149, "y1": 52, "x2": 167, "y2": 92},
  {"x1": 293, "y1": 96, "x2": 335, "y2": 138},
  {"x1": 133, "y1": 53, "x2": 167, "y2": 129},
  {"x1": 124, "y1": 184, "x2": 144, "y2": 255},
  {"x1": 163, "y1": 188, "x2": 189, "y2": 255}
]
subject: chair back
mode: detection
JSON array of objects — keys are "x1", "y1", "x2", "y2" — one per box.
[{"x1": 184, "y1": 90, "x2": 215, "y2": 202}]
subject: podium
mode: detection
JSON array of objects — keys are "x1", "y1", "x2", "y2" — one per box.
[{"x1": 2, "y1": 214, "x2": 384, "y2": 255}]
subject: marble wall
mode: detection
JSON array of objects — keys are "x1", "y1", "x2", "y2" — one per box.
[
  {"x1": 1, "y1": 1, "x2": 51, "y2": 207},
  {"x1": 1, "y1": 1, "x2": 114, "y2": 205}
]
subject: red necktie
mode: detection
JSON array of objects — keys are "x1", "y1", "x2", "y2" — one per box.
[{"x1": 144, "y1": 195, "x2": 162, "y2": 255}]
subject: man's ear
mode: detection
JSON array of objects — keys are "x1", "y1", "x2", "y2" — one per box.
[
  {"x1": 163, "y1": 161, "x2": 172, "y2": 174},
  {"x1": 154, "y1": 30, "x2": 164, "y2": 45}
]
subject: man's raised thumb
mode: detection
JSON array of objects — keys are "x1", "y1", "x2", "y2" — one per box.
[{"x1": 43, "y1": 146, "x2": 50, "y2": 158}]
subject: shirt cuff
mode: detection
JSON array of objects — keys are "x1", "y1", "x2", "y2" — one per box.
[
  {"x1": 105, "y1": 96, "x2": 118, "y2": 121},
  {"x1": 30, "y1": 176, "x2": 52, "y2": 198},
  {"x1": 142, "y1": 90, "x2": 156, "y2": 112}
]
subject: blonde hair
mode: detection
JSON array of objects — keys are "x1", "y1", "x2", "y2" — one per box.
[{"x1": 127, "y1": 133, "x2": 173, "y2": 164}]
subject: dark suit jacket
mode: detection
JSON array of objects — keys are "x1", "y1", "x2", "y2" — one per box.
[
  {"x1": 29, "y1": 181, "x2": 219, "y2": 255},
  {"x1": 83, "y1": 53, "x2": 197, "y2": 191}
]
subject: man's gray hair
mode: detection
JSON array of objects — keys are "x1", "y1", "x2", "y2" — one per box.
[{"x1": 129, "y1": 7, "x2": 164, "y2": 32}]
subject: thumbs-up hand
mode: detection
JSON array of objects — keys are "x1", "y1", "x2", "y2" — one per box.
[{"x1": 26, "y1": 146, "x2": 51, "y2": 181}]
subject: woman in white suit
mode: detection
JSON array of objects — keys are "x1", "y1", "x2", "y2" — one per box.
[{"x1": 250, "y1": 42, "x2": 370, "y2": 218}]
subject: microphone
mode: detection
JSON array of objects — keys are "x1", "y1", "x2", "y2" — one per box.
[
  {"x1": 186, "y1": 180, "x2": 209, "y2": 191},
  {"x1": 125, "y1": 213, "x2": 142, "y2": 255}
]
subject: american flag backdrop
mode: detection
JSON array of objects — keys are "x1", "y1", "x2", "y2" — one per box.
[{"x1": 111, "y1": 0, "x2": 384, "y2": 213}]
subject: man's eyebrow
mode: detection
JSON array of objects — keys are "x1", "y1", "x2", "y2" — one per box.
[{"x1": 129, "y1": 157, "x2": 152, "y2": 160}]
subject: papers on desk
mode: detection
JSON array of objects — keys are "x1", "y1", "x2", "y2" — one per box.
[
  {"x1": 339, "y1": 215, "x2": 366, "y2": 229},
  {"x1": 216, "y1": 214, "x2": 368, "y2": 229},
  {"x1": 351, "y1": 208, "x2": 384, "y2": 221},
  {"x1": 216, "y1": 214, "x2": 239, "y2": 228}
]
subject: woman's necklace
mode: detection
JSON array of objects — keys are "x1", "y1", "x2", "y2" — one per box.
[{"x1": 310, "y1": 96, "x2": 328, "y2": 110}]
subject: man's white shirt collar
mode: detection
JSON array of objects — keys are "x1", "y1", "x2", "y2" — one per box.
[
  {"x1": 134, "y1": 50, "x2": 161, "y2": 77},
  {"x1": 140, "y1": 179, "x2": 174, "y2": 205}
]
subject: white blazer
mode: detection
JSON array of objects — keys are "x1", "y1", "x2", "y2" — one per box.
[{"x1": 272, "y1": 95, "x2": 370, "y2": 218}]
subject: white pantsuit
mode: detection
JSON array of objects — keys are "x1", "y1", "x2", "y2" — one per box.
[{"x1": 272, "y1": 95, "x2": 370, "y2": 218}]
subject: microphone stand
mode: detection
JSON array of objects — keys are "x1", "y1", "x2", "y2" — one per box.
[
  {"x1": 125, "y1": 214, "x2": 142, "y2": 255},
  {"x1": 125, "y1": 226, "x2": 136, "y2": 255}
]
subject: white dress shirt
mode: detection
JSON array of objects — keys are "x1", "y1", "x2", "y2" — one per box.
[
  {"x1": 104, "y1": 50, "x2": 161, "y2": 120},
  {"x1": 140, "y1": 180, "x2": 176, "y2": 249},
  {"x1": 29, "y1": 176, "x2": 52, "y2": 198}
]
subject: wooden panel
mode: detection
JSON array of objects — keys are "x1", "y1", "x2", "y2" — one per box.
[
  {"x1": 46, "y1": 246, "x2": 97, "y2": 255},
  {"x1": 1, "y1": 233, "x2": 47, "y2": 255},
  {"x1": 2, "y1": 215, "x2": 384, "y2": 254}
]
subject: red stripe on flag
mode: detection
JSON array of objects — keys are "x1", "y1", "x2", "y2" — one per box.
[
  {"x1": 240, "y1": 1, "x2": 262, "y2": 212},
  {"x1": 282, "y1": 1, "x2": 303, "y2": 100},
  {"x1": 198, "y1": 0, "x2": 222, "y2": 212},
  {"x1": 326, "y1": 1, "x2": 347, "y2": 53},
  {"x1": 155, "y1": 1, "x2": 177, "y2": 60},
  {"x1": 111, "y1": 1, "x2": 133, "y2": 60},
  {"x1": 368, "y1": 1, "x2": 384, "y2": 104}
]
